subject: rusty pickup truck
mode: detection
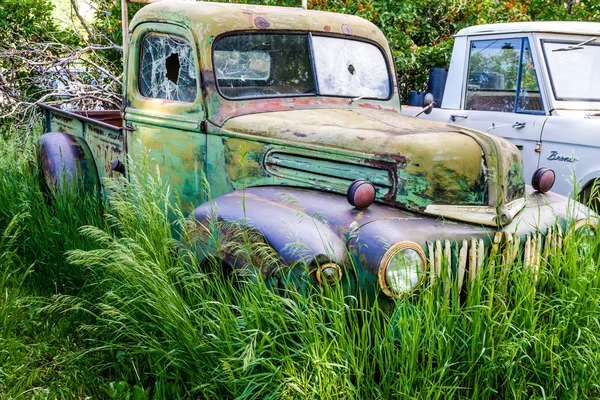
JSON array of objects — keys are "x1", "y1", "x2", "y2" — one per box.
[{"x1": 38, "y1": 1, "x2": 595, "y2": 304}]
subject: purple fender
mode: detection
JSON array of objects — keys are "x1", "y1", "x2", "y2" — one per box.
[
  {"x1": 37, "y1": 132, "x2": 100, "y2": 195},
  {"x1": 191, "y1": 187, "x2": 350, "y2": 277}
]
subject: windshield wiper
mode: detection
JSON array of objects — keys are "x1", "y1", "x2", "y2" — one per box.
[{"x1": 553, "y1": 37, "x2": 597, "y2": 52}]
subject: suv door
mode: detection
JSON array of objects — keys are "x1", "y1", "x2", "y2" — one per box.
[
  {"x1": 455, "y1": 36, "x2": 548, "y2": 184},
  {"x1": 124, "y1": 22, "x2": 207, "y2": 212},
  {"x1": 536, "y1": 39, "x2": 600, "y2": 197}
]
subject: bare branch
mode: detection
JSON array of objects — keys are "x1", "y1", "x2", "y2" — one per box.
[
  {"x1": 0, "y1": 0, "x2": 127, "y2": 129},
  {"x1": 70, "y1": 0, "x2": 94, "y2": 41}
]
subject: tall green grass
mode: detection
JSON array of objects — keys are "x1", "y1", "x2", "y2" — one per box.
[
  {"x1": 1, "y1": 126, "x2": 600, "y2": 398},
  {"x1": 0, "y1": 128, "x2": 112, "y2": 397}
]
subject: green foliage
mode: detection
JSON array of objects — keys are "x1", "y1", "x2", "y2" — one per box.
[
  {"x1": 0, "y1": 124, "x2": 112, "y2": 397},
  {"x1": 90, "y1": 1, "x2": 144, "y2": 71},
  {"x1": 4, "y1": 0, "x2": 600, "y2": 124},
  {"x1": 0, "y1": 0, "x2": 81, "y2": 128},
  {"x1": 0, "y1": 0, "x2": 57, "y2": 43}
]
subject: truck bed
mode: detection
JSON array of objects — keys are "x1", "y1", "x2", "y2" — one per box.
[{"x1": 39, "y1": 103, "x2": 126, "y2": 181}]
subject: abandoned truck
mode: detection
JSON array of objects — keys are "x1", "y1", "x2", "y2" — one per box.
[
  {"x1": 38, "y1": 1, "x2": 595, "y2": 304},
  {"x1": 403, "y1": 22, "x2": 600, "y2": 205}
]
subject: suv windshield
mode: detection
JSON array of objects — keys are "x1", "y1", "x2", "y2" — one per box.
[
  {"x1": 542, "y1": 40, "x2": 600, "y2": 102},
  {"x1": 213, "y1": 33, "x2": 391, "y2": 100}
]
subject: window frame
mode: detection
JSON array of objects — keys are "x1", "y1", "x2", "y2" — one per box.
[
  {"x1": 137, "y1": 32, "x2": 200, "y2": 104},
  {"x1": 464, "y1": 36, "x2": 545, "y2": 115},
  {"x1": 211, "y1": 31, "x2": 394, "y2": 102},
  {"x1": 541, "y1": 38, "x2": 600, "y2": 103}
]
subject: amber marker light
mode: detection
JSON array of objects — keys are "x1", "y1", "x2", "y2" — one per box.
[
  {"x1": 532, "y1": 167, "x2": 555, "y2": 193},
  {"x1": 316, "y1": 262, "x2": 343, "y2": 286},
  {"x1": 378, "y1": 241, "x2": 427, "y2": 298},
  {"x1": 347, "y1": 179, "x2": 376, "y2": 210}
]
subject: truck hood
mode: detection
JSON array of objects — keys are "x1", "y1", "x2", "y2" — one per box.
[{"x1": 221, "y1": 108, "x2": 525, "y2": 226}]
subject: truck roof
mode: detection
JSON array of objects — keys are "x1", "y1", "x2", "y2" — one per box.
[
  {"x1": 456, "y1": 21, "x2": 600, "y2": 37},
  {"x1": 130, "y1": 0, "x2": 388, "y2": 47}
]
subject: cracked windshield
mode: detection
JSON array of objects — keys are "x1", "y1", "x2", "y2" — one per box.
[
  {"x1": 214, "y1": 34, "x2": 390, "y2": 100},
  {"x1": 543, "y1": 40, "x2": 600, "y2": 101}
]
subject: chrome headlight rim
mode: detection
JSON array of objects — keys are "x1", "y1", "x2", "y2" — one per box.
[
  {"x1": 572, "y1": 218, "x2": 598, "y2": 257},
  {"x1": 574, "y1": 218, "x2": 598, "y2": 234},
  {"x1": 378, "y1": 241, "x2": 427, "y2": 299},
  {"x1": 316, "y1": 262, "x2": 343, "y2": 287},
  {"x1": 572, "y1": 218, "x2": 598, "y2": 243}
]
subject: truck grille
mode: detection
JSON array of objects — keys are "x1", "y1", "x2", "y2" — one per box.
[
  {"x1": 427, "y1": 225, "x2": 563, "y2": 293},
  {"x1": 265, "y1": 151, "x2": 394, "y2": 197}
]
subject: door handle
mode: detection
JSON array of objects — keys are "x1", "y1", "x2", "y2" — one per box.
[
  {"x1": 124, "y1": 122, "x2": 137, "y2": 132},
  {"x1": 512, "y1": 122, "x2": 526, "y2": 129},
  {"x1": 450, "y1": 114, "x2": 468, "y2": 122},
  {"x1": 516, "y1": 145, "x2": 524, "y2": 150}
]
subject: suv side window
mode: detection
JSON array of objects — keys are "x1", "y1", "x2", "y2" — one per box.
[
  {"x1": 139, "y1": 34, "x2": 198, "y2": 103},
  {"x1": 465, "y1": 37, "x2": 543, "y2": 113}
]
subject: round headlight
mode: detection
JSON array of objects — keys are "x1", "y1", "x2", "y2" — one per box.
[{"x1": 378, "y1": 242, "x2": 427, "y2": 298}]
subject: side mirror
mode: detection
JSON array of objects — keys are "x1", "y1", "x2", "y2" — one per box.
[
  {"x1": 414, "y1": 93, "x2": 435, "y2": 117},
  {"x1": 422, "y1": 93, "x2": 435, "y2": 114}
]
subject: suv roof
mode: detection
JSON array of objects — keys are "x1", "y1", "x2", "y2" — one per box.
[{"x1": 456, "y1": 21, "x2": 600, "y2": 37}]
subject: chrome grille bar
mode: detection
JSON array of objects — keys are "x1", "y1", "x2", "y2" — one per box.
[{"x1": 426, "y1": 226, "x2": 562, "y2": 291}]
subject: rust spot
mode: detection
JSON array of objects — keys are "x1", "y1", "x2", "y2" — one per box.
[
  {"x1": 323, "y1": 25, "x2": 331, "y2": 32},
  {"x1": 53, "y1": 113, "x2": 74, "y2": 124},
  {"x1": 357, "y1": 136, "x2": 365, "y2": 140},
  {"x1": 254, "y1": 16, "x2": 270, "y2": 29},
  {"x1": 341, "y1": 24, "x2": 353, "y2": 35},
  {"x1": 293, "y1": 132, "x2": 307, "y2": 138},
  {"x1": 376, "y1": 153, "x2": 408, "y2": 166}
]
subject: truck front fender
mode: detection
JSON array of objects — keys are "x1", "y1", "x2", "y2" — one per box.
[
  {"x1": 37, "y1": 132, "x2": 100, "y2": 195},
  {"x1": 190, "y1": 187, "x2": 349, "y2": 278}
]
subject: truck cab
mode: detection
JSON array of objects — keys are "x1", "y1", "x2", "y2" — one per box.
[{"x1": 404, "y1": 22, "x2": 600, "y2": 203}]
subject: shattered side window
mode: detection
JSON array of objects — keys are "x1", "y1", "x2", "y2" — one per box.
[
  {"x1": 139, "y1": 34, "x2": 198, "y2": 103},
  {"x1": 312, "y1": 36, "x2": 390, "y2": 99}
]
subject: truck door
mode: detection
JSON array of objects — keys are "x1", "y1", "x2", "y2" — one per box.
[
  {"x1": 455, "y1": 36, "x2": 548, "y2": 184},
  {"x1": 124, "y1": 22, "x2": 207, "y2": 213}
]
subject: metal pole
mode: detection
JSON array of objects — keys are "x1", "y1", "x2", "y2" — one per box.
[
  {"x1": 121, "y1": 0, "x2": 129, "y2": 103},
  {"x1": 121, "y1": 0, "x2": 128, "y2": 66}
]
